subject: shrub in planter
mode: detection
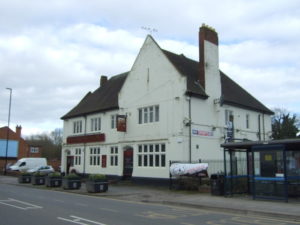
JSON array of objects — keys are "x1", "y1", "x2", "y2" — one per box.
[
  {"x1": 18, "y1": 172, "x2": 32, "y2": 183},
  {"x1": 31, "y1": 172, "x2": 46, "y2": 185},
  {"x1": 62, "y1": 173, "x2": 81, "y2": 190},
  {"x1": 46, "y1": 172, "x2": 62, "y2": 187},
  {"x1": 86, "y1": 174, "x2": 108, "y2": 193}
]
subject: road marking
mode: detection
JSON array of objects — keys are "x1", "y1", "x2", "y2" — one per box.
[
  {"x1": 99, "y1": 207, "x2": 118, "y2": 213},
  {"x1": 75, "y1": 203, "x2": 88, "y2": 207},
  {"x1": 0, "y1": 198, "x2": 43, "y2": 210},
  {"x1": 57, "y1": 215, "x2": 107, "y2": 225}
]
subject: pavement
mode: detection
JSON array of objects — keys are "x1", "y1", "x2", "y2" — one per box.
[{"x1": 1, "y1": 175, "x2": 300, "y2": 222}]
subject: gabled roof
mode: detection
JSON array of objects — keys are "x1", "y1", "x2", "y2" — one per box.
[
  {"x1": 62, "y1": 39, "x2": 272, "y2": 120},
  {"x1": 162, "y1": 50, "x2": 208, "y2": 99},
  {"x1": 162, "y1": 50, "x2": 273, "y2": 114},
  {"x1": 61, "y1": 72, "x2": 128, "y2": 119}
]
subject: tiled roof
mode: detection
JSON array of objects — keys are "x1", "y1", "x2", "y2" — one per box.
[
  {"x1": 62, "y1": 47, "x2": 273, "y2": 120},
  {"x1": 61, "y1": 72, "x2": 128, "y2": 119},
  {"x1": 163, "y1": 50, "x2": 273, "y2": 114},
  {"x1": 162, "y1": 50, "x2": 208, "y2": 99}
]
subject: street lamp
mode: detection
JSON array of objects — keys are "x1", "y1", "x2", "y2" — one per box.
[{"x1": 4, "y1": 88, "x2": 12, "y2": 175}]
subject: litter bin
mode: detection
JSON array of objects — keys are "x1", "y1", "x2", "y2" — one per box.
[{"x1": 210, "y1": 174, "x2": 224, "y2": 195}]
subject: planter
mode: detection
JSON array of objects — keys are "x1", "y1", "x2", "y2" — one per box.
[
  {"x1": 18, "y1": 174, "x2": 31, "y2": 183},
  {"x1": 62, "y1": 178, "x2": 81, "y2": 190},
  {"x1": 31, "y1": 175, "x2": 46, "y2": 185},
  {"x1": 86, "y1": 181, "x2": 108, "y2": 193},
  {"x1": 45, "y1": 176, "x2": 62, "y2": 187}
]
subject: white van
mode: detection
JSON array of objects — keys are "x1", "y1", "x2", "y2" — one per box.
[{"x1": 10, "y1": 158, "x2": 47, "y2": 172}]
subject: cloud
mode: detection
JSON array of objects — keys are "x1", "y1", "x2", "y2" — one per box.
[{"x1": 0, "y1": 0, "x2": 300, "y2": 135}]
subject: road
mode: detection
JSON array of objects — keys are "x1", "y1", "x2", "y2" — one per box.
[{"x1": 0, "y1": 183, "x2": 298, "y2": 225}]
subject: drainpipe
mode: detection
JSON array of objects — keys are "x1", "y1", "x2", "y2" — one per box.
[
  {"x1": 83, "y1": 116, "x2": 87, "y2": 176},
  {"x1": 262, "y1": 113, "x2": 265, "y2": 141},
  {"x1": 188, "y1": 96, "x2": 192, "y2": 163},
  {"x1": 258, "y1": 114, "x2": 261, "y2": 141}
]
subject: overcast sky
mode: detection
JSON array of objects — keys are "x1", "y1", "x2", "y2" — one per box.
[{"x1": 0, "y1": 0, "x2": 299, "y2": 136}]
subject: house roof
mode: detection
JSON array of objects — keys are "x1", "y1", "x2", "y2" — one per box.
[
  {"x1": 162, "y1": 50, "x2": 208, "y2": 99},
  {"x1": 62, "y1": 42, "x2": 272, "y2": 120},
  {"x1": 162, "y1": 50, "x2": 273, "y2": 114},
  {"x1": 61, "y1": 72, "x2": 128, "y2": 119}
]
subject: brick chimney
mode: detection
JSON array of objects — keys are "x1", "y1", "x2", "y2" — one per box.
[
  {"x1": 16, "y1": 125, "x2": 22, "y2": 138},
  {"x1": 199, "y1": 24, "x2": 219, "y2": 91},
  {"x1": 100, "y1": 75, "x2": 108, "y2": 87}
]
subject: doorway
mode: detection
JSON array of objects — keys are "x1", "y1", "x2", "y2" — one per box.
[
  {"x1": 123, "y1": 147, "x2": 133, "y2": 179},
  {"x1": 66, "y1": 156, "x2": 74, "y2": 174}
]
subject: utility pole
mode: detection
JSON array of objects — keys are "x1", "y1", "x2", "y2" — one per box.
[{"x1": 4, "y1": 88, "x2": 12, "y2": 175}]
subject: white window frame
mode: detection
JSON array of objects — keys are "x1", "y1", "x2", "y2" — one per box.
[
  {"x1": 246, "y1": 114, "x2": 250, "y2": 129},
  {"x1": 73, "y1": 120, "x2": 82, "y2": 134},
  {"x1": 110, "y1": 146, "x2": 118, "y2": 166},
  {"x1": 111, "y1": 115, "x2": 117, "y2": 129},
  {"x1": 74, "y1": 148, "x2": 81, "y2": 165},
  {"x1": 30, "y1": 147, "x2": 39, "y2": 153},
  {"x1": 89, "y1": 147, "x2": 101, "y2": 166},
  {"x1": 137, "y1": 143, "x2": 166, "y2": 167},
  {"x1": 91, "y1": 117, "x2": 101, "y2": 132},
  {"x1": 138, "y1": 105, "x2": 159, "y2": 124}
]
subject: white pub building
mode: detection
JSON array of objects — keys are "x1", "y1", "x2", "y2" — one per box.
[{"x1": 61, "y1": 25, "x2": 273, "y2": 181}]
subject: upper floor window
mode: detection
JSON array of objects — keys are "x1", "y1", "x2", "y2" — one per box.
[
  {"x1": 30, "y1": 147, "x2": 39, "y2": 153},
  {"x1": 246, "y1": 114, "x2": 250, "y2": 129},
  {"x1": 138, "y1": 105, "x2": 159, "y2": 124},
  {"x1": 73, "y1": 120, "x2": 82, "y2": 134},
  {"x1": 111, "y1": 115, "x2": 117, "y2": 129},
  {"x1": 91, "y1": 117, "x2": 101, "y2": 131}
]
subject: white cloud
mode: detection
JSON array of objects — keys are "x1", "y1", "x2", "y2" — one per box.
[{"x1": 0, "y1": 0, "x2": 300, "y2": 134}]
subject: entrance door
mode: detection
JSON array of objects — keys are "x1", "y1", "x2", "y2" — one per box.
[
  {"x1": 66, "y1": 156, "x2": 74, "y2": 174},
  {"x1": 123, "y1": 148, "x2": 133, "y2": 178}
]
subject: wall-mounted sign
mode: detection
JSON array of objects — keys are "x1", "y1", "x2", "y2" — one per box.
[
  {"x1": 192, "y1": 129, "x2": 214, "y2": 137},
  {"x1": 117, "y1": 115, "x2": 127, "y2": 132}
]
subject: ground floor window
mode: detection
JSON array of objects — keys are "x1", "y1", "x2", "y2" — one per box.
[
  {"x1": 137, "y1": 143, "x2": 166, "y2": 167},
  {"x1": 89, "y1": 147, "x2": 101, "y2": 166},
  {"x1": 74, "y1": 148, "x2": 81, "y2": 165},
  {"x1": 110, "y1": 146, "x2": 118, "y2": 166}
]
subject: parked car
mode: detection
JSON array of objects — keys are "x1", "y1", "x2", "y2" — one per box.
[{"x1": 27, "y1": 165, "x2": 54, "y2": 174}]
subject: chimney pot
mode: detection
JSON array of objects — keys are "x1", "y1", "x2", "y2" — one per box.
[
  {"x1": 16, "y1": 125, "x2": 22, "y2": 138},
  {"x1": 100, "y1": 75, "x2": 108, "y2": 87}
]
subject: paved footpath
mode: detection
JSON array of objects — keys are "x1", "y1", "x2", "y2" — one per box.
[{"x1": 1, "y1": 175, "x2": 300, "y2": 222}]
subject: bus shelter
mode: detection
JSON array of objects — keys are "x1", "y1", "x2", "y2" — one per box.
[{"x1": 221, "y1": 139, "x2": 300, "y2": 202}]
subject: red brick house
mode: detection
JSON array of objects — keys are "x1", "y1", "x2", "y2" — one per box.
[{"x1": 0, "y1": 126, "x2": 42, "y2": 171}]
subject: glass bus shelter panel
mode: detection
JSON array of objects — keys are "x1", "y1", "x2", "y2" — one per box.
[
  {"x1": 252, "y1": 146, "x2": 286, "y2": 199},
  {"x1": 224, "y1": 149, "x2": 249, "y2": 195},
  {"x1": 286, "y1": 150, "x2": 300, "y2": 197}
]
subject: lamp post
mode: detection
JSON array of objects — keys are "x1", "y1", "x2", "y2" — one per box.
[{"x1": 4, "y1": 88, "x2": 12, "y2": 175}]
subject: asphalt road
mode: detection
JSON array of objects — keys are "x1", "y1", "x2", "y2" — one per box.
[{"x1": 0, "y1": 183, "x2": 298, "y2": 225}]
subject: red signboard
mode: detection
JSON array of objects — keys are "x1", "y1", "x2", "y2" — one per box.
[
  {"x1": 67, "y1": 133, "x2": 105, "y2": 144},
  {"x1": 117, "y1": 115, "x2": 127, "y2": 132}
]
